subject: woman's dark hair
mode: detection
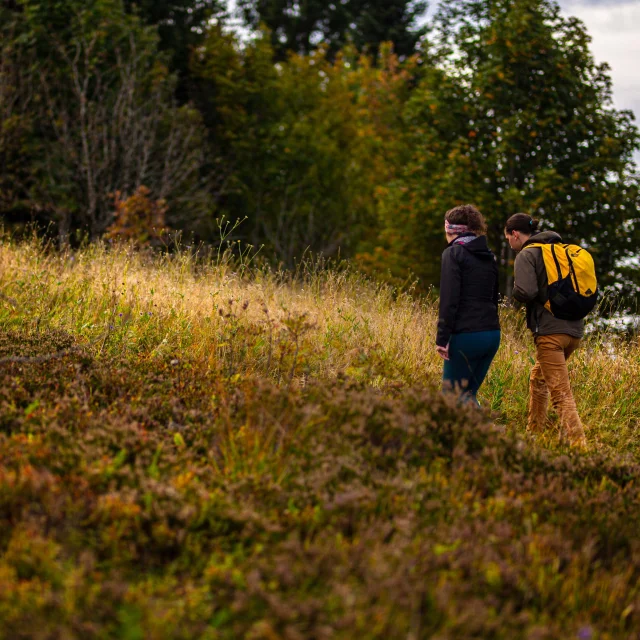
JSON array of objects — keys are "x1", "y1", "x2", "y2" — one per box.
[
  {"x1": 505, "y1": 213, "x2": 540, "y2": 234},
  {"x1": 445, "y1": 204, "x2": 487, "y2": 235}
]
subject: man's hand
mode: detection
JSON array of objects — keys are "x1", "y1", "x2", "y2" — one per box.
[{"x1": 436, "y1": 345, "x2": 450, "y2": 361}]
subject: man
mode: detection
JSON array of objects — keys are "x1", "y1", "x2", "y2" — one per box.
[{"x1": 504, "y1": 213, "x2": 587, "y2": 448}]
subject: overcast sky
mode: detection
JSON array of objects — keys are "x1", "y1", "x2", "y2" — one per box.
[{"x1": 558, "y1": 0, "x2": 639, "y2": 122}]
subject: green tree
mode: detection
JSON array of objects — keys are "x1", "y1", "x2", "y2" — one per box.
[
  {"x1": 122, "y1": 0, "x2": 225, "y2": 100},
  {"x1": 7, "y1": 0, "x2": 212, "y2": 241},
  {"x1": 0, "y1": 5, "x2": 36, "y2": 225},
  {"x1": 192, "y1": 27, "x2": 414, "y2": 264},
  {"x1": 372, "y1": 0, "x2": 640, "y2": 293},
  {"x1": 236, "y1": 0, "x2": 428, "y2": 59}
]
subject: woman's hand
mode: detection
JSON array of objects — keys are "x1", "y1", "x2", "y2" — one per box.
[{"x1": 436, "y1": 345, "x2": 450, "y2": 361}]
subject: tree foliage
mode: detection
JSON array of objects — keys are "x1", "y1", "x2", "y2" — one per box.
[
  {"x1": 122, "y1": 0, "x2": 224, "y2": 99},
  {"x1": 368, "y1": 0, "x2": 640, "y2": 291},
  {"x1": 192, "y1": 29, "x2": 414, "y2": 265},
  {"x1": 0, "y1": 6, "x2": 36, "y2": 223},
  {"x1": 236, "y1": 0, "x2": 428, "y2": 59},
  {"x1": 2, "y1": 0, "x2": 211, "y2": 242},
  {"x1": 105, "y1": 185, "x2": 171, "y2": 247}
]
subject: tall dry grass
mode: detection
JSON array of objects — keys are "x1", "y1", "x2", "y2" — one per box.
[{"x1": 0, "y1": 236, "x2": 638, "y2": 455}]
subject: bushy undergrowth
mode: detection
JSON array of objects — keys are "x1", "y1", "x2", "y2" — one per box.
[{"x1": 1, "y1": 239, "x2": 639, "y2": 639}]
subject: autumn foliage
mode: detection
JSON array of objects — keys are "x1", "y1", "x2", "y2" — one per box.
[{"x1": 105, "y1": 187, "x2": 170, "y2": 247}]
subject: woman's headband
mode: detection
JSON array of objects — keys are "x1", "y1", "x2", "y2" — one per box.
[{"x1": 445, "y1": 220, "x2": 469, "y2": 234}]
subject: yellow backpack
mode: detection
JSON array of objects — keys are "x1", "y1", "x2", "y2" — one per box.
[{"x1": 525, "y1": 242, "x2": 598, "y2": 320}]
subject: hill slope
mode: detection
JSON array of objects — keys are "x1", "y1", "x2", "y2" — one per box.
[{"x1": 0, "y1": 239, "x2": 639, "y2": 638}]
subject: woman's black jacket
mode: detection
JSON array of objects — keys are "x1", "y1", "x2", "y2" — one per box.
[{"x1": 436, "y1": 234, "x2": 500, "y2": 347}]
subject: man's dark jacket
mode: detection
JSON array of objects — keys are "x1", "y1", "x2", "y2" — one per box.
[{"x1": 436, "y1": 234, "x2": 500, "y2": 347}]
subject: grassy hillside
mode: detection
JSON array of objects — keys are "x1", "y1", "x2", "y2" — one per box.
[{"x1": 1, "y1": 238, "x2": 639, "y2": 639}]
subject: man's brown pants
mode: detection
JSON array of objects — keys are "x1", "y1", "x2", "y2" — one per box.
[{"x1": 528, "y1": 334, "x2": 587, "y2": 446}]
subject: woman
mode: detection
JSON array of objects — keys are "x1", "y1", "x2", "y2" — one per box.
[
  {"x1": 436, "y1": 205, "x2": 501, "y2": 406},
  {"x1": 504, "y1": 213, "x2": 587, "y2": 448}
]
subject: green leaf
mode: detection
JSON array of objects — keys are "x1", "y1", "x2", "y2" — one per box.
[
  {"x1": 173, "y1": 432, "x2": 186, "y2": 449},
  {"x1": 24, "y1": 399, "x2": 41, "y2": 417}
]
